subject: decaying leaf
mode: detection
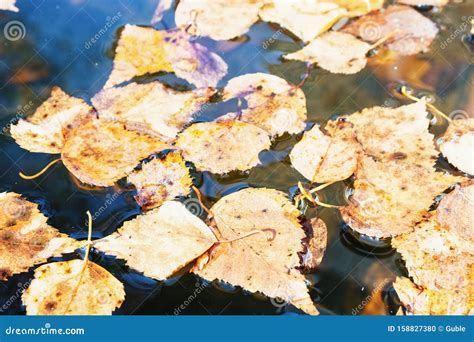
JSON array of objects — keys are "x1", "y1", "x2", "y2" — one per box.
[
  {"x1": 0, "y1": 0, "x2": 18, "y2": 11},
  {"x1": 0, "y1": 192, "x2": 80, "y2": 281},
  {"x1": 175, "y1": 119, "x2": 271, "y2": 174},
  {"x1": 342, "y1": 5, "x2": 439, "y2": 55},
  {"x1": 175, "y1": 0, "x2": 261, "y2": 40},
  {"x1": 61, "y1": 119, "x2": 169, "y2": 186},
  {"x1": 393, "y1": 277, "x2": 472, "y2": 315},
  {"x1": 10, "y1": 87, "x2": 94, "y2": 154},
  {"x1": 289, "y1": 124, "x2": 358, "y2": 183},
  {"x1": 95, "y1": 201, "x2": 217, "y2": 281},
  {"x1": 22, "y1": 260, "x2": 125, "y2": 315},
  {"x1": 195, "y1": 188, "x2": 319, "y2": 315},
  {"x1": 259, "y1": 0, "x2": 348, "y2": 42},
  {"x1": 285, "y1": 31, "x2": 371, "y2": 74},
  {"x1": 221, "y1": 73, "x2": 307, "y2": 136},
  {"x1": 105, "y1": 25, "x2": 227, "y2": 89},
  {"x1": 92, "y1": 81, "x2": 212, "y2": 141},
  {"x1": 127, "y1": 152, "x2": 193, "y2": 210},
  {"x1": 300, "y1": 218, "x2": 328, "y2": 270},
  {"x1": 438, "y1": 119, "x2": 474, "y2": 175},
  {"x1": 396, "y1": 0, "x2": 448, "y2": 6}
]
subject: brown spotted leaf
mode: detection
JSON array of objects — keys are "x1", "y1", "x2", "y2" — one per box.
[
  {"x1": 0, "y1": 192, "x2": 80, "y2": 281},
  {"x1": 175, "y1": 119, "x2": 271, "y2": 174},
  {"x1": 92, "y1": 81, "x2": 212, "y2": 142},
  {"x1": 105, "y1": 25, "x2": 227, "y2": 88},
  {"x1": 61, "y1": 119, "x2": 169, "y2": 186},
  {"x1": 10, "y1": 87, "x2": 94, "y2": 153},
  {"x1": 438, "y1": 118, "x2": 474, "y2": 175},
  {"x1": 95, "y1": 201, "x2": 217, "y2": 280},
  {"x1": 127, "y1": 152, "x2": 193, "y2": 210},
  {"x1": 221, "y1": 73, "x2": 307, "y2": 137},
  {"x1": 22, "y1": 260, "x2": 125, "y2": 315},
  {"x1": 300, "y1": 218, "x2": 328, "y2": 270},
  {"x1": 196, "y1": 188, "x2": 319, "y2": 315}
]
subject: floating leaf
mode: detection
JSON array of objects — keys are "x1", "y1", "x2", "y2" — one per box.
[
  {"x1": 95, "y1": 201, "x2": 217, "y2": 280},
  {"x1": 0, "y1": 192, "x2": 80, "y2": 281},
  {"x1": 10, "y1": 87, "x2": 94, "y2": 153},
  {"x1": 175, "y1": 0, "x2": 261, "y2": 40},
  {"x1": 393, "y1": 277, "x2": 472, "y2": 315},
  {"x1": 22, "y1": 260, "x2": 125, "y2": 315},
  {"x1": 0, "y1": 0, "x2": 18, "y2": 11},
  {"x1": 301, "y1": 218, "x2": 328, "y2": 270},
  {"x1": 289, "y1": 124, "x2": 358, "y2": 183},
  {"x1": 175, "y1": 119, "x2": 271, "y2": 174},
  {"x1": 221, "y1": 73, "x2": 307, "y2": 136},
  {"x1": 62, "y1": 119, "x2": 169, "y2": 186},
  {"x1": 285, "y1": 31, "x2": 371, "y2": 74},
  {"x1": 92, "y1": 81, "x2": 212, "y2": 141},
  {"x1": 195, "y1": 188, "x2": 319, "y2": 315},
  {"x1": 327, "y1": 0, "x2": 384, "y2": 14},
  {"x1": 105, "y1": 25, "x2": 227, "y2": 88},
  {"x1": 127, "y1": 152, "x2": 193, "y2": 210},
  {"x1": 342, "y1": 5, "x2": 439, "y2": 55},
  {"x1": 438, "y1": 119, "x2": 474, "y2": 175},
  {"x1": 259, "y1": 0, "x2": 347, "y2": 42}
]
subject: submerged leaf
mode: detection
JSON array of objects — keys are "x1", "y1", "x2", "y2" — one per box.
[
  {"x1": 289, "y1": 124, "x2": 358, "y2": 183},
  {"x1": 10, "y1": 87, "x2": 94, "y2": 153},
  {"x1": 342, "y1": 5, "x2": 439, "y2": 55},
  {"x1": 22, "y1": 260, "x2": 125, "y2": 315},
  {"x1": 195, "y1": 188, "x2": 319, "y2": 315},
  {"x1": 128, "y1": 152, "x2": 193, "y2": 210},
  {"x1": 105, "y1": 25, "x2": 227, "y2": 88},
  {"x1": 61, "y1": 119, "x2": 169, "y2": 186},
  {"x1": 175, "y1": 119, "x2": 271, "y2": 174},
  {"x1": 175, "y1": 0, "x2": 261, "y2": 40},
  {"x1": 285, "y1": 31, "x2": 371, "y2": 74},
  {"x1": 92, "y1": 81, "x2": 212, "y2": 141},
  {"x1": 438, "y1": 118, "x2": 474, "y2": 175},
  {"x1": 0, "y1": 192, "x2": 80, "y2": 281},
  {"x1": 95, "y1": 201, "x2": 217, "y2": 280},
  {"x1": 222, "y1": 73, "x2": 307, "y2": 136}
]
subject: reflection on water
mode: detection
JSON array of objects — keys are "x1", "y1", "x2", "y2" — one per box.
[{"x1": 0, "y1": 0, "x2": 472, "y2": 315}]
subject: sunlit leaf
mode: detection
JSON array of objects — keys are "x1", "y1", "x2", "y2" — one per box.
[
  {"x1": 438, "y1": 118, "x2": 474, "y2": 175},
  {"x1": 300, "y1": 218, "x2": 328, "y2": 270}
]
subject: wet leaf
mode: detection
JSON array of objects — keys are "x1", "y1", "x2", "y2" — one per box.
[
  {"x1": 259, "y1": 0, "x2": 348, "y2": 42},
  {"x1": 175, "y1": 119, "x2": 271, "y2": 174},
  {"x1": 61, "y1": 119, "x2": 169, "y2": 186},
  {"x1": 289, "y1": 124, "x2": 358, "y2": 183},
  {"x1": 195, "y1": 188, "x2": 319, "y2": 315},
  {"x1": 10, "y1": 87, "x2": 94, "y2": 154},
  {"x1": 22, "y1": 260, "x2": 125, "y2": 315},
  {"x1": 0, "y1": 192, "x2": 80, "y2": 281},
  {"x1": 438, "y1": 119, "x2": 474, "y2": 175},
  {"x1": 92, "y1": 81, "x2": 213, "y2": 142},
  {"x1": 175, "y1": 0, "x2": 261, "y2": 40},
  {"x1": 221, "y1": 73, "x2": 307, "y2": 136},
  {"x1": 127, "y1": 152, "x2": 193, "y2": 210},
  {"x1": 0, "y1": 0, "x2": 18, "y2": 11},
  {"x1": 105, "y1": 25, "x2": 227, "y2": 88},
  {"x1": 342, "y1": 5, "x2": 439, "y2": 55},
  {"x1": 95, "y1": 201, "x2": 217, "y2": 281},
  {"x1": 300, "y1": 218, "x2": 328, "y2": 270}
]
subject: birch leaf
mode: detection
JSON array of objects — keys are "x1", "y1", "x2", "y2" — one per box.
[
  {"x1": 175, "y1": 119, "x2": 271, "y2": 174},
  {"x1": 10, "y1": 87, "x2": 94, "y2": 154},
  {"x1": 195, "y1": 188, "x2": 319, "y2": 315},
  {"x1": 0, "y1": 0, "x2": 18, "y2": 11},
  {"x1": 61, "y1": 120, "x2": 169, "y2": 186},
  {"x1": 259, "y1": 0, "x2": 348, "y2": 42},
  {"x1": 285, "y1": 31, "x2": 370, "y2": 74},
  {"x1": 95, "y1": 201, "x2": 217, "y2": 281},
  {"x1": 175, "y1": 0, "x2": 261, "y2": 40},
  {"x1": 289, "y1": 124, "x2": 358, "y2": 183},
  {"x1": 221, "y1": 73, "x2": 307, "y2": 137},
  {"x1": 22, "y1": 260, "x2": 125, "y2": 315},
  {"x1": 342, "y1": 5, "x2": 439, "y2": 56},
  {"x1": 0, "y1": 192, "x2": 80, "y2": 281},
  {"x1": 438, "y1": 118, "x2": 474, "y2": 175},
  {"x1": 301, "y1": 218, "x2": 328, "y2": 270},
  {"x1": 327, "y1": 0, "x2": 384, "y2": 14},
  {"x1": 127, "y1": 152, "x2": 193, "y2": 210},
  {"x1": 92, "y1": 81, "x2": 212, "y2": 142},
  {"x1": 105, "y1": 25, "x2": 227, "y2": 89}
]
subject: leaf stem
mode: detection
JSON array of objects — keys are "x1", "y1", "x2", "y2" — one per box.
[
  {"x1": 19, "y1": 158, "x2": 61, "y2": 180},
  {"x1": 400, "y1": 86, "x2": 452, "y2": 122}
]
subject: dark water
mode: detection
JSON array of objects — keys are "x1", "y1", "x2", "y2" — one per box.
[{"x1": 0, "y1": 0, "x2": 472, "y2": 315}]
